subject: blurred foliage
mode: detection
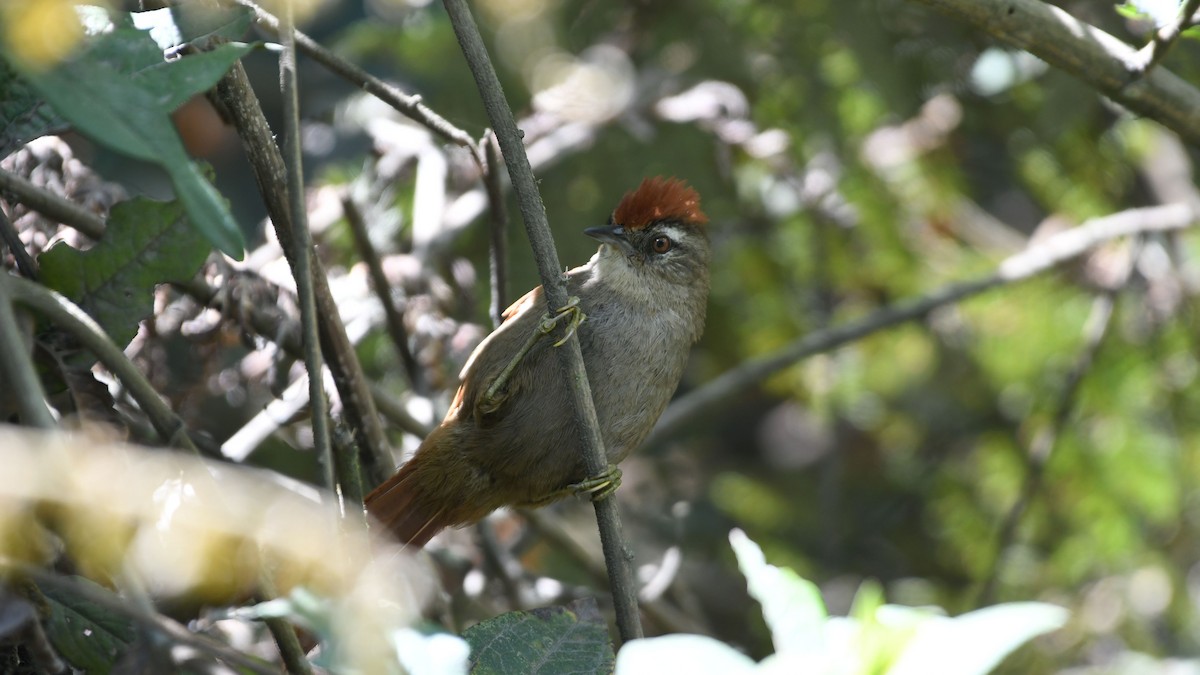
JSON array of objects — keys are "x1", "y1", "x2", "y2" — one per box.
[{"x1": 3, "y1": 0, "x2": 1200, "y2": 672}]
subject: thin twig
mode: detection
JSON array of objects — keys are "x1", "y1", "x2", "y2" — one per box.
[
  {"x1": 911, "y1": 0, "x2": 1200, "y2": 148},
  {"x1": 235, "y1": 0, "x2": 482, "y2": 163},
  {"x1": 0, "y1": 278, "x2": 55, "y2": 428},
  {"x1": 1130, "y1": 0, "x2": 1200, "y2": 76},
  {"x1": 483, "y1": 131, "x2": 510, "y2": 326},
  {"x1": 976, "y1": 237, "x2": 1140, "y2": 605},
  {"x1": 279, "y1": 4, "x2": 333, "y2": 491},
  {"x1": 441, "y1": 0, "x2": 643, "y2": 643},
  {"x1": 0, "y1": 203, "x2": 38, "y2": 279},
  {"x1": 257, "y1": 573, "x2": 313, "y2": 675},
  {"x1": 341, "y1": 192, "x2": 423, "y2": 392},
  {"x1": 209, "y1": 52, "x2": 392, "y2": 486},
  {"x1": 0, "y1": 169, "x2": 106, "y2": 239},
  {"x1": 648, "y1": 202, "x2": 1199, "y2": 447},
  {"x1": 3, "y1": 274, "x2": 199, "y2": 453}
]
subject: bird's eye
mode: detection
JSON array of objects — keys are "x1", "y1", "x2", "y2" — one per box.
[{"x1": 651, "y1": 235, "x2": 673, "y2": 254}]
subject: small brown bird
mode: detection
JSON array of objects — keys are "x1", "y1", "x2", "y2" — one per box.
[{"x1": 365, "y1": 177, "x2": 710, "y2": 547}]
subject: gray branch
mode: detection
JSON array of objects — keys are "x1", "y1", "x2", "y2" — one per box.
[
  {"x1": 441, "y1": 0, "x2": 644, "y2": 643},
  {"x1": 911, "y1": 0, "x2": 1200, "y2": 147},
  {"x1": 648, "y1": 202, "x2": 1199, "y2": 447}
]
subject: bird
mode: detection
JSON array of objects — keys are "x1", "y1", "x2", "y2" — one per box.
[{"x1": 365, "y1": 177, "x2": 710, "y2": 547}]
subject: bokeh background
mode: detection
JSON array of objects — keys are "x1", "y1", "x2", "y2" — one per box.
[{"x1": 18, "y1": 0, "x2": 1200, "y2": 672}]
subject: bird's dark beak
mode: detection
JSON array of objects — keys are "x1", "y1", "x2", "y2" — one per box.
[{"x1": 585, "y1": 225, "x2": 636, "y2": 257}]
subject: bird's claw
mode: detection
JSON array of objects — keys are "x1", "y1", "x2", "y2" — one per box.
[
  {"x1": 569, "y1": 464, "x2": 621, "y2": 502},
  {"x1": 540, "y1": 296, "x2": 585, "y2": 347}
]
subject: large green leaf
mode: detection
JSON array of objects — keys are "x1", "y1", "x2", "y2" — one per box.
[
  {"x1": 41, "y1": 577, "x2": 136, "y2": 675},
  {"x1": 463, "y1": 598, "x2": 615, "y2": 675},
  {"x1": 39, "y1": 197, "x2": 211, "y2": 350},
  {"x1": 0, "y1": 10, "x2": 249, "y2": 257}
]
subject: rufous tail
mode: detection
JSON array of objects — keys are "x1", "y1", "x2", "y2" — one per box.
[{"x1": 364, "y1": 456, "x2": 451, "y2": 548}]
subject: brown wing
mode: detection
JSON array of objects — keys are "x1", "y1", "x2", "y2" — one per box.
[
  {"x1": 452, "y1": 286, "x2": 547, "y2": 428},
  {"x1": 501, "y1": 286, "x2": 542, "y2": 322}
]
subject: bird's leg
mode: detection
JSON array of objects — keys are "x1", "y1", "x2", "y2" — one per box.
[{"x1": 478, "y1": 297, "x2": 585, "y2": 414}]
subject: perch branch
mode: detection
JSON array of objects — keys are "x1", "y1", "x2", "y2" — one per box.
[{"x1": 441, "y1": 0, "x2": 643, "y2": 642}]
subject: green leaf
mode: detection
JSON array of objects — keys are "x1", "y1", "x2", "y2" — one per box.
[
  {"x1": 41, "y1": 577, "x2": 136, "y2": 675},
  {"x1": 39, "y1": 197, "x2": 211, "y2": 350},
  {"x1": 729, "y1": 529, "x2": 826, "y2": 655},
  {"x1": 887, "y1": 602, "x2": 1068, "y2": 675},
  {"x1": 137, "y1": 42, "x2": 257, "y2": 112},
  {"x1": 463, "y1": 598, "x2": 615, "y2": 675},
  {"x1": 1114, "y1": 2, "x2": 1149, "y2": 20},
  {"x1": 615, "y1": 635, "x2": 756, "y2": 675},
  {"x1": 1, "y1": 14, "x2": 247, "y2": 257},
  {"x1": 0, "y1": 59, "x2": 68, "y2": 157}
]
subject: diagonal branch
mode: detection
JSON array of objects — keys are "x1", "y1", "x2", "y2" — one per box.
[
  {"x1": 2, "y1": 274, "x2": 199, "y2": 453},
  {"x1": 0, "y1": 169, "x2": 106, "y2": 240},
  {"x1": 911, "y1": 0, "x2": 1200, "y2": 148},
  {"x1": 235, "y1": 0, "x2": 482, "y2": 162},
  {"x1": 441, "y1": 0, "x2": 644, "y2": 643},
  {"x1": 209, "y1": 54, "x2": 392, "y2": 487},
  {"x1": 648, "y1": 203, "x2": 1199, "y2": 447}
]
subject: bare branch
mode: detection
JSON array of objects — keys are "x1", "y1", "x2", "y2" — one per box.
[
  {"x1": 441, "y1": 0, "x2": 644, "y2": 642},
  {"x1": 209, "y1": 54, "x2": 392, "y2": 486},
  {"x1": 483, "y1": 131, "x2": 510, "y2": 328},
  {"x1": 236, "y1": 0, "x2": 481, "y2": 160},
  {"x1": 1130, "y1": 0, "x2": 1200, "y2": 76},
  {"x1": 0, "y1": 277, "x2": 55, "y2": 428},
  {"x1": 911, "y1": 0, "x2": 1200, "y2": 147},
  {"x1": 649, "y1": 203, "x2": 1199, "y2": 447},
  {"x1": 0, "y1": 169, "x2": 106, "y2": 240},
  {"x1": 342, "y1": 193, "x2": 423, "y2": 392},
  {"x1": 278, "y1": 3, "x2": 334, "y2": 491},
  {"x1": 2, "y1": 275, "x2": 200, "y2": 452},
  {"x1": 0, "y1": 204, "x2": 37, "y2": 279}
]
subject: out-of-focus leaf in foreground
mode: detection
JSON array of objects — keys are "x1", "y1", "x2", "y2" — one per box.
[{"x1": 0, "y1": 427, "x2": 436, "y2": 674}]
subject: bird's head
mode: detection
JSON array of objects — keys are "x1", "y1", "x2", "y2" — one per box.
[{"x1": 584, "y1": 177, "x2": 710, "y2": 287}]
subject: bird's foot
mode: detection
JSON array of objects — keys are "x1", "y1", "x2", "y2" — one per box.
[
  {"x1": 478, "y1": 297, "x2": 585, "y2": 416},
  {"x1": 540, "y1": 296, "x2": 585, "y2": 347},
  {"x1": 569, "y1": 464, "x2": 621, "y2": 502}
]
